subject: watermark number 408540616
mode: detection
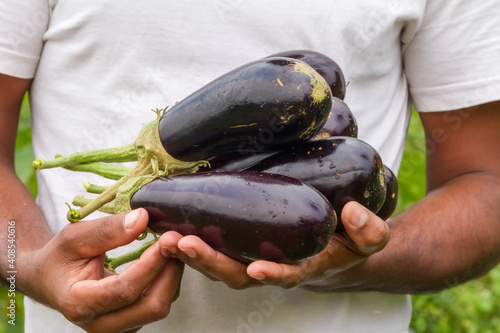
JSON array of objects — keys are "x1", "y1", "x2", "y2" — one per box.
[{"x1": 6, "y1": 220, "x2": 17, "y2": 326}]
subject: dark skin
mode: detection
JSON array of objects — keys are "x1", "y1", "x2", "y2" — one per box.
[
  {"x1": 159, "y1": 101, "x2": 500, "y2": 293},
  {"x1": 0, "y1": 74, "x2": 183, "y2": 333}
]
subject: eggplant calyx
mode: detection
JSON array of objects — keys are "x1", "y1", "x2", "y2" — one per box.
[
  {"x1": 134, "y1": 109, "x2": 209, "y2": 175},
  {"x1": 135, "y1": 111, "x2": 208, "y2": 175},
  {"x1": 34, "y1": 107, "x2": 208, "y2": 222},
  {"x1": 114, "y1": 175, "x2": 157, "y2": 213},
  {"x1": 66, "y1": 158, "x2": 155, "y2": 222}
]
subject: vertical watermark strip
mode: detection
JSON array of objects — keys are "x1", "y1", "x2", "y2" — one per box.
[{"x1": 6, "y1": 220, "x2": 17, "y2": 326}]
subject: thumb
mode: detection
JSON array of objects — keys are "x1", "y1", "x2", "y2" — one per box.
[
  {"x1": 57, "y1": 208, "x2": 149, "y2": 259},
  {"x1": 340, "y1": 201, "x2": 390, "y2": 256}
]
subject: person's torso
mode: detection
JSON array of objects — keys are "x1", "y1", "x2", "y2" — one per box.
[{"x1": 27, "y1": 1, "x2": 423, "y2": 332}]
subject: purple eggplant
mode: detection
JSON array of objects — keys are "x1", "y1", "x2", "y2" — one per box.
[
  {"x1": 37, "y1": 56, "x2": 334, "y2": 224},
  {"x1": 200, "y1": 97, "x2": 357, "y2": 173},
  {"x1": 313, "y1": 97, "x2": 358, "y2": 139},
  {"x1": 377, "y1": 166, "x2": 399, "y2": 221},
  {"x1": 158, "y1": 57, "x2": 332, "y2": 162},
  {"x1": 267, "y1": 50, "x2": 347, "y2": 100},
  {"x1": 248, "y1": 137, "x2": 386, "y2": 230},
  {"x1": 130, "y1": 171, "x2": 336, "y2": 263}
]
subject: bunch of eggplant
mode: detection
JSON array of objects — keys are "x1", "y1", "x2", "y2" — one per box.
[{"x1": 32, "y1": 50, "x2": 397, "y2": 267}]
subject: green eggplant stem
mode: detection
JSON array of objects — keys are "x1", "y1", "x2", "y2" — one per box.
[
  {"x1": 72, "y1": 195, "x2": 116, "y2": 214},
  {"x1": 31, "y1": 109, "x2": 210, "y2": 270},
  {"x1": 67, "y1": 158, "x2": 154, "y2": 222},
  {"x1": 32, "y1": 112, "x2": 208, "y2": 222},
  {"x1": 32, "y1": 143, "x2": 137, "y2": 170},
  {"x1": 64, "y1": 162, "x2": 133, "y2": 180},
  {"x1": 82, "y1": 181, "x2": 109, "y2": 194},
  {"x1": 105, "y1": 238, "x2": 157, "y2": 272}
]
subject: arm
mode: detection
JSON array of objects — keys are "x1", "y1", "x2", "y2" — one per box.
[
  {"x1": 159, "y1": 101, "x2": 500, "y2": 293},
  {"x1": 335, "y1": 101, "x2": 500, "y2": 293},
  {"x1": 0, "y1": 75, "x2": 53, "y2": 278},
  {"x1": 0, "y1": 73, "x2": 182, "y2": 332}
]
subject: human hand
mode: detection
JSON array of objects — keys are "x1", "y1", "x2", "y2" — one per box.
[
  {"x1": 158, "y1": 201, "x2": 389, "y2": 291},
  {"x1": 22, "y1": 208, "x2": 183, "y2": 333}
]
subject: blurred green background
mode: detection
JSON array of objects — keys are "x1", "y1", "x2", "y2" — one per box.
[{"x1": 1, "y1": 97, "x2": 499, "y2": 332}]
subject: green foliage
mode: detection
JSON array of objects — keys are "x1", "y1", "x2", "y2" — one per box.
[
  {"x1": 14, "y1": 95, "x2": 37, "y2": 196},
  {"x1": 410, "y1": 269, "x2": 500, "y2": 333},
  {"x1": 395, "y1": 110, "x2": 426, "y2": 216}
]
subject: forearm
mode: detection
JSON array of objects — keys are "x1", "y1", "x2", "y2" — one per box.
[
  {"x1": 0, "y1": 160, "x2": 53, "y2": 295},
  {"x1": 326, "y1": 171, "x2": 500, "y2": 294}
]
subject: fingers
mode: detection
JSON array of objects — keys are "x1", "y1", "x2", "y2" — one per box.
[
  {"x1": 161, "y1": 230, "x2": 309, "y2": 289},
  {"x1": 57, "y1": 208, "x2": 149, "y2": 260},
  {"x1": 62, "y1": 241, "x2": 170, "y2": 323},
  {"x1": 248, "y1": 202, "x2": 391, "y2": 289},
  {"x1": 82, "y1": 258, "x2": 184, "y2": 333},
  {"x1": 159, "y1": 231, "x2": 260, "y2": 289},
  {"x1": 33, "y1": 209, "x2": 183, "y2": 332},
  {"x1": 340, "y1": 201, "x2": 390, "y2": 255},
  {"x1": 156, "y1": 202, "x2": 390, "y2": 292},
  {"x1": 247, "y1": 260, "x2": 308, "y2": 288}
]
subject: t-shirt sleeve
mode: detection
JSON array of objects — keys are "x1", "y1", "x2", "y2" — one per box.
[
  {"x1": 0, "y1": 0, "x2": 49, "y2": 79},
  {"x1": 404, "y1": 0, "x2": 500, "y2": 112}
]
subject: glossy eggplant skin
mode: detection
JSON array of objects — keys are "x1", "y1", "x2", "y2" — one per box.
[
  {"x1": 376, "y1": 165, "x2": 399, "y2": 221},
  {"x1": 158, "y1": 57, "x2": 332, "y2": 162},
  {"x1": 267, "y1": 50, "x2": 346, "y2": 100},
  {"x1": 248, "y1": 137, "x2": 386, "y2": 230},
  {"x1": 199, "y1": 151, "x2": 278, "y2": 172},
  {"x1": 130, "y1": 171, "x2": 336, "y2": 263},
  {"x1": 200, "y1": 98, "x2": 356, "y2": 172},
  {"x1": 313, "y1": 97, "x2": 358, "y2": 139}
]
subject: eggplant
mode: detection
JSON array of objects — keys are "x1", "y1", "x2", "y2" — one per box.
[
  {"x1": 376, "y1": 165, "x2": 399, "y2": 221},
  {"x1": 267, "y1": 50, "x2": 346, "y2": 100},
  {"x1": 200, "y1": 97, "x2": 356, "y2": 173},
  {"x1": 130, "y1": 171, "x2": 336, "y2": 263},
  {"x1": 204, "y1": 97, "x2": 359, "y2": 172},
  {"x1": 313, "y1": 97, "x2": 358, "y2": 139},
  {"x1": 248, "y1": 137, "x2": 386, "y2": 230},
  {"x1": 34, "y1": 56, "x2": 333, "y2": 223},
  {"x1": 158, "y1": 57, "x2": 333, "y2": 162}
]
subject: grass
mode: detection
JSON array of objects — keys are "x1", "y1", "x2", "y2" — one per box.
[{"x1": 1, "y1": 100, "x2": 499, "y2": 332}]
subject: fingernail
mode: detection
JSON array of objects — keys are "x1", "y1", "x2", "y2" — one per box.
[
  {"x1": 124, "y1": 209, "x2": 141, "y2": 229},
  {"x1": 160, "y1": 247, "x2": 170, "y2": 257},
  {"x1": 162, "y1": 246, "x2": 177, "y2": 255},
  {"x1": 249, "y1": 272, "x2": 266, "y2": 281},
  {"x1": 181, "y1": 248, "x2": 196, "y2": 258},
  {"x1": 349, "y1": 203, "x2": 368, "y2": 228}
]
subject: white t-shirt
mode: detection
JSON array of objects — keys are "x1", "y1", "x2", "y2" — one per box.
[{"x1": 2, "y1": 1, "x2": 500, "y2": 332}]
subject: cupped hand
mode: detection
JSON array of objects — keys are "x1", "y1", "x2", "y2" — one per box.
[
  {"x1": 159, "y1": 201, "x2": 389, "y2": 291},
  {"x1": 25, "y1": 208, "x2": 183, "y2": 333}
]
